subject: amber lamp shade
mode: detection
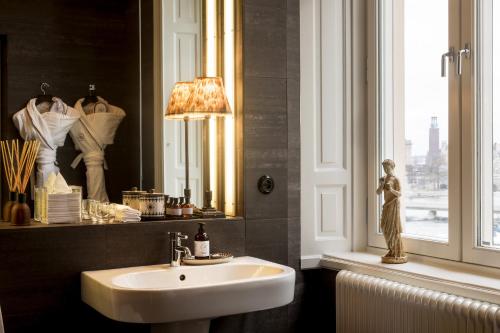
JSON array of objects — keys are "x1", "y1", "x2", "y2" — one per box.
[
  {"x1": 165, "y1": 77, "x2": 232, "y2": 120},
  {"x1": 165, "y1": 81, "x2": 195, "y2": 119}
]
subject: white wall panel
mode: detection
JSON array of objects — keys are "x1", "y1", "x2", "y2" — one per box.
[
  {"x1": 318, "y1": 185, "x2": 346, "y2": 237},
  {"x1": 175, "y1": 0, "x2": 197, "y2": 24},
  {"x1": 163, "y1": 0, "x2": 203, "y2": 206},
  {"x1": 301, "y1": 0, "x2": 352, "y2": 263},
  {"x1": 319, "y1": 0, "x2": 345, "y2": 168}
]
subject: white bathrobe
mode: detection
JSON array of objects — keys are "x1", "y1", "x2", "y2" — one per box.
[
  {"x1": 13, "y1": 98, "x2": 80, "y2": 186},
  {"x1": 70, "y1": 97, "x2": 125, "y2": 202}
]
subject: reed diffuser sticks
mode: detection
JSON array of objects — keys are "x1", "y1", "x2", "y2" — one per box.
[
  {"x1": 0, "y1": 139, "x2": 40, "y2": 194},
  {"x1": 0, "y1": 140, "x2": 16, "y2": 192},
  {"x1": 0, "y1": 139, "x2": 40, "y2": 225}
]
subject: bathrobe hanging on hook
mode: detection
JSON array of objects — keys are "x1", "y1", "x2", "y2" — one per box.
[
  {"x1": 13, "y1": 97, "x2": 80, "y2": 186},
  {"x1": 70, "y1": 96, "x2": 125, "y2": 202}
]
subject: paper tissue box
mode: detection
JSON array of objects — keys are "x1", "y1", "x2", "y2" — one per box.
[{"x1": 36, "y1": 173, "x2": 82, "y2": 224}]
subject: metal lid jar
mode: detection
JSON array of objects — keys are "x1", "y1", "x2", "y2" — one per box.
[
  {"x1": 139, "y1": 189, "x2": 165, "y2": 220},
  {"x1": 122, "y1": 187, "x2": 146, "y2": 211}
]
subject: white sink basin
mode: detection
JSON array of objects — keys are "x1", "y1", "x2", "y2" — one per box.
[{"x1": 81, "y1": 256, "x2": 295, "y2": 327}]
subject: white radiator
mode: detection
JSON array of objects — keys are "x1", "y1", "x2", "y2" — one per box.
[{"x1": 336, "y1": 270, "x2": 500, "y2": 333}]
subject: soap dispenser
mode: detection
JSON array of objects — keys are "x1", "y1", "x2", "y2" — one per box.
[{"x1": 194, "y1": 222, "x2": 210, "y2": 259}]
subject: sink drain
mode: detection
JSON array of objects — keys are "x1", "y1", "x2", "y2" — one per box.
[{"x1": 179, "y1": 274, "x2": 186, "y2": 281}]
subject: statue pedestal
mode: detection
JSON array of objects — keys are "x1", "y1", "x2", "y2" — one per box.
[{"x1": 381, "y1": 255, "x2": 408, "y2": 264}]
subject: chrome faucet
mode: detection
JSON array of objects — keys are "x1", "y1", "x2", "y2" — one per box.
[{"x1": 168, "y1": 232, "x2": 193, "y2": 267}]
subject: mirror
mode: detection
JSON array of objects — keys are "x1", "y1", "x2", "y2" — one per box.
[{"x1": 159, "y1": 0, "x2": 242, "y2": 215}]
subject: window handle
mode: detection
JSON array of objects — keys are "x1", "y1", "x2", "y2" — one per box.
[
  {"x1": 441, "y1": 47, "x2": 455, "y2": 77},
  {"x1": 457, "y1": 44, "x2": 471, "y2": 76}
]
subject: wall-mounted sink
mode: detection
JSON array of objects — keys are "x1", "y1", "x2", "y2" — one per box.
[{"x1": 81, "y1": 256, "x2": 295, "y2": 333}]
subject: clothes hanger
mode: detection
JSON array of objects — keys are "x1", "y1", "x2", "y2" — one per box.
[
  {"x1": 35, "y1": 82, "x2": 53, "y2": 106},
  {"x1": 81, "y1": 84, "x2": 98, "y2": 108}
]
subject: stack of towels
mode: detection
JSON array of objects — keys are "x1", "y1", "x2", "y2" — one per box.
[
  {"x1": 114, "y1": 204, "x2": 141, "y2": 222},
  {"x1": 42, "y1": 173, "x2": 81, "y2": 224}
]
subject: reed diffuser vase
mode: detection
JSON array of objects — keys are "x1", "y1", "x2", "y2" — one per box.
[
  {"x1": 10, "y1": 193, "x2": 31, "y2": 226},
  {"x1": 1, "y1": 139, "x2": 40, "y2": 226},
  {"x1": 3, "y1": 191, "x2": 17, "y2": 222}
]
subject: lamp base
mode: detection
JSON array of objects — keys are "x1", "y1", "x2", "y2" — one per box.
[
  {"x1": 194, "y1": 207, "x2": 226, "y2": 219},
  {"x1": 195, "y1": 190, "x2": 226, "y2": 218}
]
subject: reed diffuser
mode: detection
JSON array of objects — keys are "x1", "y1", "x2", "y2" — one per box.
[
  {"x1": 0, "y1": 139, "x2": 40, "y2": 226},
  {"x1": 0, "y1": 140, "x2": 18, "y2": 221}
]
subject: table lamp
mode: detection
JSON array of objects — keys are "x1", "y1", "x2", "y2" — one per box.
[{"x1": 165, "y1": 77, "x2": 232, "y2": 214}]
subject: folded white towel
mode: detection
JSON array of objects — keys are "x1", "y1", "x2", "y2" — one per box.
[{"x1": 113, "y1": 204, "x2": 141, "y2": 222}]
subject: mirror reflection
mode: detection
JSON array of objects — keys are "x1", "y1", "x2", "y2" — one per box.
[{"x1": 161, "y1": 0, "x2": 240, "y2": 216}]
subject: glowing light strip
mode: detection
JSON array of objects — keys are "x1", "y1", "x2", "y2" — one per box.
[
  {"x1": 206, "y1": 0, "x2": 218, "y2": 208},
  {"x1": 205, "y1": 0, "x2": 217, "y2": 76},
  {"x1": 224, "y1": 0, "x2": 235, "y2": 215}
]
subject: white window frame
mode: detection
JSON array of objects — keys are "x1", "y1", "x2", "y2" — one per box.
[
  {"x1": 367, "y1": 0, "x2": 461, "y2": 261},
  {"x1": 368, "y1": 0, "x2": 500, "y2": 268},
  {"x1": 462, "y1": 0, "x2": 500, "y2": 267},
  {"x1": 300, "y1": 0, "x2": 500, "y2": 270}
]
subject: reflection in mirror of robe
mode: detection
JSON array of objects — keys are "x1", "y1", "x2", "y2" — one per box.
[
  {"x1": 70, "y1": 96, "x2": 125, "y2": 201},
  {"x1": 13, "y1": 97, "x2": 80, "y2": 186}
]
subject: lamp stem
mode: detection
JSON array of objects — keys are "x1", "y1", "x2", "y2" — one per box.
[{"x1": 184, "y1": 117, "x2": 191, "y2": 203}]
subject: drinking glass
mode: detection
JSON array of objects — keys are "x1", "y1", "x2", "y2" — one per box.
[
  {"x1": 97, "y1": 202, "x2": 110, "y2": 224},
  {"x1": 34, "y1": 187, "x2": 47, "y2": 222},
  {"x1": 110, "y1": 203, "x2": 119, "y2": 223},
  {"x1": 82, "y1": 199, "x2": 91, "y2": 220},
  {"x1": 88, "y1": 200, "x2": 99, "y2": 223}
]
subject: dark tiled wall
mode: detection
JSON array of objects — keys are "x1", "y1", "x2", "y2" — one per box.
[{"x1": 238, "y1": 0, "x2": 301, "y2": 332}]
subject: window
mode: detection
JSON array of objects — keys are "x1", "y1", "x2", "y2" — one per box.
[{"x1": 369, "y1": 0, "x2": 500, "y2": 267}]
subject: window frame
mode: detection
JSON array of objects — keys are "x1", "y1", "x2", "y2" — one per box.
[
  {"x1": 367, "y1": 0, "x2": 462, "y2": 261},
  {"x1": 461, "y1": 0, "x2": 500, "y2": 267}
]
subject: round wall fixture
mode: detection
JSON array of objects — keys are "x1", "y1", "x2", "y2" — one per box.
[{"x1": 258, "y1": 175, "x2": 275, "y2": 194}]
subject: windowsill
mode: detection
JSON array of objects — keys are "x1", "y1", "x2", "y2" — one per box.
[{"x1": 319, "y1": 249, "x2": 500, "y2": 304}]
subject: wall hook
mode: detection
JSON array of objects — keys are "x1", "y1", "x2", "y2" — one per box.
[{"x1": 40, "y1": 82, "x2": 50, "y2": 95}]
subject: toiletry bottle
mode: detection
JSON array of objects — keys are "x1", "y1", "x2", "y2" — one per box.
[
  {"x1": 166, "y1": 197, "x2": 173, "y2": 217},
  {"x1": 164, "y1": 195, "x2": 170, "y2": 216},
  {"x1": 194, "y1": 222, "x2": 210, "y2": 259},
  {"x1": 182, "y1": 198, "x2": 194, "y2": 219},
  {"x1": 172, "y1": 198, "x2": 182, "y2": 218},
  {"x1": 179, "y1": 197, "x2": 185, "y2": 209}
]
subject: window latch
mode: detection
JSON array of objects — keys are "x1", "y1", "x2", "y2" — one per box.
[
  {"x1": 457, "y1": 44, "x2": 471, "y2": 76},
  {"x1": 441, "y1": 47, "x2": 455, "y2": 77}
]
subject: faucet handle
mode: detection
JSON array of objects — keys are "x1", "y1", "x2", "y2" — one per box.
[
  {"x1": 177, "y1": 234, "x2": 188, "y2": 245},
  {"x1": 168, "y1": 231, "x2": 180, "y2": 240},
  {"x1": 168, "y1": 232, "x2": 188, "y2": 245}
]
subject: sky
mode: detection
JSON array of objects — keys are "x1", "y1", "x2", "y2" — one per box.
[
  {"x1": 404, "y1": 0, "x2": 449, "y2": 156},
  {"x1": 494, "y1": 1, "x2": 500, "y2": 145},
  {"x1": 403, "y1": 0, "x2": 500, "y2": 156}
]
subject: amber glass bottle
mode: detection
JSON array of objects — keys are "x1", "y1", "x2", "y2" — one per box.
[
  {"x1": 165, "y1": 197, "x2": 173, "y2": 216},
  {"x1": 182, "y1": 198, "x2": 194, "y2": 219},
  {"x1": 171, "y1": 198, "x2": 182, "y2": 218},
  {"x1": 194, "y1": 222, "x2": 210, "y2": 259}
]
